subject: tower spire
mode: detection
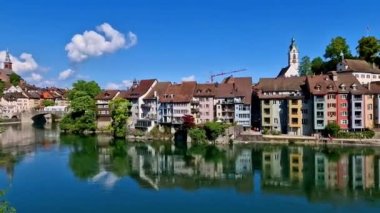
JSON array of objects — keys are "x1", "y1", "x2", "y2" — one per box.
[{"x1": 4, "y1": 50, "x2": 12, "y2": 70}]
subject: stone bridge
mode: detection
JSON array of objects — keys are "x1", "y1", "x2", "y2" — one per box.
[{"x1": 21, "y1": 110, "x2": 67, "y2": 124}]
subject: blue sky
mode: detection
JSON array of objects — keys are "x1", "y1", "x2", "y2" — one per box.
[{"x1": 0, "y1": 0, "x2": 379, "y2": 88}]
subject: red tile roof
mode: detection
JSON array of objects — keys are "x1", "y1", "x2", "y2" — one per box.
[
  {"x1": 160, "y1": 81, "x2": 196, "y2": 103},
  {"x1": 307, "y1": 73, "x2": 369, "y2": 95},
  {"x1": 95, "y1": 90, "x2": 120, "y2": 100},
  {"x1": 143, "y1": 82, "x2": 171, "y2": 100},
  {"x1": 340, "y1": 59, "x2": 380, "y2": 74},
  {"x1": 122, "y1": 79, "x2": 156, "y2": 99},
  {"x1": 193, "y1": 83, "x2": 216, "y2": 97}
]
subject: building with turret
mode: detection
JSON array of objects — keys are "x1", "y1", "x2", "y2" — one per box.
[
  {"x1": 0, "y1": 51, "x2": 15, "y2": 83},
  {"x1": 277, "y1": 38, "x2": 299, "y2": 78}
]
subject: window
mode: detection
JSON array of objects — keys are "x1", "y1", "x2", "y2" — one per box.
[
  {"x1": 341, "y1": 120, "x2": 348, "y2": 124},
  {"x1": 328, "y1": 94, "x2": 336, "y2": 99},
  {"x1": 274, "y1": 118, "x2": 278, "y2": 124},
  {"x1": 368, "y1": 104, "x2": 373, "y2": 110},
  {"x1": 341, "y1": 111, "x2": 348, "y2": 116},
  {"x1": 374, "y1": 75, "x2": 377, "y2": 79},
  {"x1": 367, "y1": 74, "x2": 370, "y2": 78},
  {"x1": 302, "y1": 109, "x2": 308, "y2": 114},
  {"x1": 302, "y1": 119, "x2": 308, "y2": 124},
  {"x1": 340, "y1": 103, "x2": 347, "y2": 108},
  {"x1": 361, "y1": 74, "x2": 365, "y2": 78},
  {"x1": 328, "y1": 112, "x2": 336, "y2": 117},
  {"x1": 327, "y1": 103, "x2": 336, "y2": 108},
  {"x1": 340, "y1": 94, "x2": 347, "y2": 99}
]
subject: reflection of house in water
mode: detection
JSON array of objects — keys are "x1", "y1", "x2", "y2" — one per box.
[
  {"x1": 289, "y1": 147, "x2": 303, "y2": 183},
  {"x1": 376, "y1": 156, "x2": 380, "y2": 189},
  {"x1": 126, "y1": 144, "x2": 253, "y2": 192},
  {"x1": 262, "y1": 149, "x2": 282, "y2": 182},
  {"x1": 328, "y1": 155, "x2": 349, "y2": 190},
  {"x1": 198, "y1": 159, "x2": 223, "y2": 179},
  {"x1": 235, "y1": 149, "x2": 252, "y2": 175},
  {"x1": 351, "y1": 155, "x2": 375, "y2": 190},
  {"x1": 315, "y1": 153, "x2": 328, "y2": 187}
]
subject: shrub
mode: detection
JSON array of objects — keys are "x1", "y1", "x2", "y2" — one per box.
[
  {"x1": 323, "y1": 123, "x2": 340, "y2": 137},
  {"x1": 188, "y1": 128, "x2": 206, "y2": 145}
]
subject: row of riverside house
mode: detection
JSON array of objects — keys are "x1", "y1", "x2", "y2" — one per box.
[
  {"x1": 252, "y1": 38, "x2": 380, "y2": 135},
  {"x1": 95, "y1": 38, "x2": 380, "y2": 136},
  {"x1": 0, "y1": 51, "x2": 69, "y2": 119},
  {"x1": 95, "y1": 77, "x2": 252, "y2": 132}
]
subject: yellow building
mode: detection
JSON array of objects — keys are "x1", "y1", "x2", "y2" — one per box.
[
  {"x1": 288, "y1": 99, "x2": 302, "y2": 135},
  {"x1": 289, "y1": 147, "x2": 303, "y2": 183}
]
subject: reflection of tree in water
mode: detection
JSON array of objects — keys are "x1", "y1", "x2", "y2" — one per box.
[
  {"x1": 61, "y1": 135, "x2": 131, "y2": 181},
  {"x1": 62, "y1": 136, "x2": 99, "y2": 180}
]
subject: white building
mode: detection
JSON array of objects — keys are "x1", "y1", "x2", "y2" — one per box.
[
  {"x1": 277, "y1": 38, "x2": 299, "y2": 78},
  {"x1": 337, "y1": 58, "x2": 380, "y2": 85}
]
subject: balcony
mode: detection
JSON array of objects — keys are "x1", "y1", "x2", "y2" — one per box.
[
  {"x1": 353, "y1": 95, "x2": 362, "y2": 101},
  {"x1": 141, "y1": 103, "x2": 153, "y2": 108},
  {"x1": 222, "y1": 109, "x2": 234, "y2": 113},
  {"x1": 191, "y1": 108, "x2": 199, "y2": 113},
  {"x1": 221, "y1": 99, "x2": 234, "y2": 105},
  {"x1": 291, "y1": 100, "x2": 299, "y2": 105},
  {"x1": 191, "y1": 99, "x2": 199, "y2": 105},
  {"x1": 315, "y1": 97, "x2": 324, "y2": 102},
  {"x1": 172, "y1": 119, "x2": 183, "y2": 125}
]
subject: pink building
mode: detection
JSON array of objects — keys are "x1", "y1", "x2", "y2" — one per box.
[{"x1": 192, "y1": 84, "x2": 216, "y2": 124}]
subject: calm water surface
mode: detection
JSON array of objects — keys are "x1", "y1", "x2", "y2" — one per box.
[{"x1": 0, "y1": 124, "x2": 380, "y2": 212}]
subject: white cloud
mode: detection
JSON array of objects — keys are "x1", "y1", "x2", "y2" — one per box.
[
  {"x1": 0, "y1": 51, "x2": 38, "y2": 73},
  {"x1": 65, "y1": 23, "x2": 137, "y2": 62},
  {"x1": 106, "y1": 79, "x2": 133, "y2": 90},
  {"x1": 106, "y1": 82, "x2": 122, "y2": 90},
  {"x1": 122, "y1": 80, "x2": 133, "y2": 88},
  {"x1": 181, "y1": 75, "x2": 195, "y2": 82},
  {"x1": 29, "y1": 73, "x2": 43, "y2": 81},
  {"x1": 58, "y1": 68, "x2": 75, "y2": 80}
]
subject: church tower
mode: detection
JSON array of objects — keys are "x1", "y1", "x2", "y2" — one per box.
[
  {"x1": 288, "y1": 37, "x2": 299, "y2": 69},
  {"x1": 4, "y1": 50, "x2": 13, "y2": 70},
  {"x1": 277, "y1": 38, "x2": 300, "y2": 77}
]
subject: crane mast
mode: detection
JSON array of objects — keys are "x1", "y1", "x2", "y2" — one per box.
[{"x1": 210, "y1": 69, "x2": 246, "y2": 82}]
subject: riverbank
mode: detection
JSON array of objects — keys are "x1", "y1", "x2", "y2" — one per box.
[{"x1": 233, "y1": 134, "x2": 380, "y2": 147}]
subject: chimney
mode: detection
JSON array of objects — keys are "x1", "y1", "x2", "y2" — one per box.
[{"x1": 154, "y1": 91, "x2": 157, "y2": 98}]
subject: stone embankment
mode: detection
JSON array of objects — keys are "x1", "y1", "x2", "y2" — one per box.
[{"x1": 234, "y1": 134, "x2": 380, "y2": 147}]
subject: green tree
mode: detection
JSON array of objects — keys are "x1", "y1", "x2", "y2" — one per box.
[
  {"x1": 109, "y1": 98, "x2": 131, "y2": 138},
  {"x1": 68, "y1": 80, "x2": 101, "y2": 100},
  {"x1": 324, "y1": 36, "x2": 352, "y2": 61},
  {"x1": 311, "y1": 57, "x2": 325, "y2": 74},
  {"x1": 357, "y1": 36, "x2": 380, "y2": 63},
  {"x1": 60, "y1": 80, "x2": 100, "y2": 134},
  {"x1": 188, "y1": 128, "x2": 207, "y2": 145},
  {"x1": 0, "y1": 190, "x2": 16, "y2": 213},
  {"x1": 42, "y1": 99, "x2": 55, "y2": 107},
  {"x1": 0, "y1": 80, "x2": 5, "y2": 96},
  {"x1": 299, "y1": 56, "x2": 313, "y2": 76},
  {"x1": 323, "y1": 123, "x2": 340, "y2": 137},
  {"x1": 204, "y1": 122, "x2": 226, "y2": 142},
  {"x1": 9, "y1": 73, "x2": 21, "y2": 86}
]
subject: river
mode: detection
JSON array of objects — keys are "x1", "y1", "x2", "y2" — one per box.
[{"x1": 0, "y1": 124, "x2": 380, "y2": 212}]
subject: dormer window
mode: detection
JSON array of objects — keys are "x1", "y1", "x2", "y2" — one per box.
[
  {"x1": 327, "y1": 84, "x2": 334, "y2": 91},
  {"x1": 315, "y1": 84, "x2": 321, "y2": 91},
  {"x1": 196, "y1": 89, "x2": 202, "y2": 94},
  {"x1": 340, "y1": 83, "x2": 346, "y2": 91},
  {"x1": 206, "y1": 89, "x2": 211, "y2": 93},
  {"x1": 351, "y1": 83, "x2": 357, "y2": 90}
]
